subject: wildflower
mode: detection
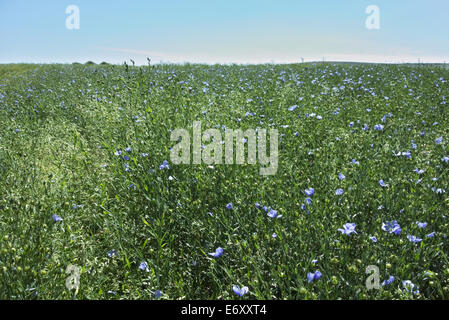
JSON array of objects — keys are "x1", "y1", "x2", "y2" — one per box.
[
  {"x1": 226, "y1": 203, "x2": 233, "y2": 210},
  {"x1": 369, "y1": 236, "x2": 378, "y2": 243},
  {"x1": 379, "y1": 179, "x2": 387, "y2": 187},
  {"x1": 402, "y1": 280, "x2": 419, "y2": 295},
  {"x1": 427, "y1": 232, "x2": 435, "y2": 238},
  {"x1": 338, "y1": 223, "x2": 357, "y2": 236},
  {"x1": 435, "y1": 137, "x2": 443, "y2": 144},
  {"x1": 114, "y1": 150, "x2": 122, "y2": 156},
  {"x1": 267, "y1": 209, "x2": 278, "y2": 218},
  {"x1": 442, "y1": 157, "x2": 449, "y2": 163},
  {"x1": 208, "y1": 247, "x2": 223, "y2": 258},
  {"x1": 125, "y1": 147, "x2": 132, "y2": 152},
  {"x1": 288, "y1": 105, "x2": 298, "y2": 111},
  {"x1": 335, "y1": 188, "x2": 344, "y2": 196},
  {"x1": 139, "y1": 261, "x2": 150, "y2": 272},
  {"x1": 351, "y1": 159, "x2": 359, "y2": 165},
  {"x1": 382, "y1": 276, "x2": 395, "y2": 286},
  {"x1": 407, "y1": 235, "x2": 422, "y2": 244},
  {"x1": 402, "y1": 151, "x2": 412, "y2": 159},
  {"x1": 305, "y1": 197, "x2": 312, "y2": 205},
  {"x1": 52, "y1": 214, "x2": 63, "y2": 222},
  {"x1": 233, "y1": 285, "x2": 249, "y2": 297},
  {"x1": 338, "y1": 173, "x2": 346, "y2": 180},
  {"x1": 307, "y1": 270, "x2": 322, "y2": 283},
  {"x1": 382, "y1": 221, "x2": 401, "y2": 235},
  {"x1": 272, "y1": 233, "x2": 277, "y2": 238},
  {"x1": 154, "y1": 290, "x2": 162, "y2": 299},
  {"x1": 159, "y1": 160, "x2": 170, "y2": 170},
  {"x1": 416, "y1": 222, "x2": 427, "y2": 229},
  {"x1": 374, "y1": 124, "x2": 384, "y2": 131},
  {"x1": 305, "y1": 188, "x2": 315, "y2": 196},
  {"x1": 107, "y1": 249, "x2": 117, "y2": 257}
]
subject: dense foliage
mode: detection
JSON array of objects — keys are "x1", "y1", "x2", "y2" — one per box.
[{"x1": 0, "y1": 62, "x2": 448, "y2": 299}]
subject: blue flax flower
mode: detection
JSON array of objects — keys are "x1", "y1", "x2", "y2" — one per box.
[
  {"x1": 233, "y1": 285, "x2": 249, "y2": 297},
  {"x1": 267, "y1": 209, "x2": 278, "y2": 218},
  {"x1": 107, "y1": 249, "x2": 117, "y2": 257},
  {"x1": 382, "y1": 221, "x2": 401, "y2": 235},
  {"x1": 382, "y1": 276, "x2": 395, "y2": 286},
  {"x1": 208, "y1": 247, "x2": 224, "y2": 258},
  {"x1": 374, "y1": 124, "x2": 384, "y2": 131},
  {"x1": 402, "y1": 280, "x2": 419, "y2": 295},
  {"x1": 139, "y1": 261, "x2": 150, "y2": 272},
  {"x1": 338, "y1": 223, "x2": 356, "y2": 235},
  {"x1": 159, "y1": 160, "x2": 170, "y2": 170},
  {"x1": 416, "y1": 221, "x2": 427, "y2": 229},
  {"x1": 407, "y1": 235, "x2": 422, "y2": 244},
  {"x1": 307, "y1": 270, "x2": 322, "y2": 283},
  {"x1": 52, "y1": 214, "x2": 63, "y2": 222},
  {"x1": 305, "y1": 188, "x2": 315, "y2": 196}
]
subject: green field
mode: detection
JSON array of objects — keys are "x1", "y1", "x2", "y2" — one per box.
[{"x1": 0, "y1": 62, "x2": 448, "y2": 299}]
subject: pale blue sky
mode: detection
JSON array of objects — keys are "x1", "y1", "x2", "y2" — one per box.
[{"x1": 1, "y1": 0, "x2": 448, "y2": 64}]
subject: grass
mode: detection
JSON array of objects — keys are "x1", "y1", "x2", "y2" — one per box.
[{"x1": 0, "y1": 62, "x2": 448, "y2": 299}]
